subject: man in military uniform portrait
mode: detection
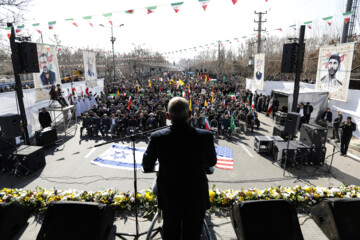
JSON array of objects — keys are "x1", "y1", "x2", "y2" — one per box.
[{"x1": 320, "y1": 54, "x2": 342, "y2": 91}]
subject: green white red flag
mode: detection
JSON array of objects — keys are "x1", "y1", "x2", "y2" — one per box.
[
  {"x1": 5, "y1": 27, "x2": 11, "y2": 39},
  {"x1": 65, "y1": 18, "x2": 78, "y2": 27},
  {"x1": 322, "y1": 16, "x2": 333, "y2": 26},
  {"x1": 32, "y1": 23, "x2": 41, "y2": 33},
  {"x1": 304, "y1": 21, "x2": 312, "y2": 29},
  {"x1": 232, "y1": 0, "x2": 238, "y2": 5},
  {"x1": 103, "y1": 13, "x2": 113, "y2": 26},
  {"x1": 198, "y1": 0, "x2": 210, "y2": 11},
  {"x1": 343, "y1": 11, "x2": 354, "y2": 24},
  {"x1": 171, "y1": 2, "x2": 184, "y2": 13},
  {"x1": 16, "y1": 25, "x2": 24, "y2": 33},
  {"x1": 83, "y1": 16, "x2": 93, "y2": 27},
  {"x1": 289, "y1": 24, "x2": 296, "y2": 30},
  {"x1": 124, "y1": 10, "x2": 134, "y2": 14},
  {"x1": 147, "y1": 6, "x2": 157, "y2": 14},
  {"x1": 48, "y1": 21, "x2": 56, "y2": 30}
]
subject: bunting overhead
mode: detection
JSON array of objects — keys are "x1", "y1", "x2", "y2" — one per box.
[{"x1": 198, "y1": 0, "x2": 210, "y2": 11}]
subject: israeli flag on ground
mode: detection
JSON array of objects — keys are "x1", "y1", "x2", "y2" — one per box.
[{"x1": 91, "y1": 145, "x2": 145, "y2": 170}]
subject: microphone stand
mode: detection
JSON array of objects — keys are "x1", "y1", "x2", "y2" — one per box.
[{"x1": 94, "y1": 125, "x2": 171, "y2": 239}]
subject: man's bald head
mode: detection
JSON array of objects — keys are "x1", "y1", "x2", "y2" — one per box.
[{"x1": 167, "y1": 97, "x2": 189, "y2": 123}]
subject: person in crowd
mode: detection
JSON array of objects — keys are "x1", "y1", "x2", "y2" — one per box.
[
  {"x1": 304, "y1": 102, "x2": 313, "y2": 124},
  {"x1": 126, "y1": 115, "x2": 138, "y2": 135},
  {"x1": 142, "y1": 97, "x2": 217, "y2": 239},
  {"x1": 91, "y1": 113, "x2": 101, "y2": 137},
  {"x1": 221, "y1": 114, "x2": 231, "y2": 135},
  {"x1": 146, "y1": 113, "x2": 158, "y2": 130},
  {"x1": 332, "y1": 110, "x2": 343, "y2": 142},
  {"x1": 297, "y1": 103, "x2": 305, "y2": 130},
  {"x1": 100, "y1": 114, "x2": 111, "y2": 137},
  {"x1": 39, "y1": 108, "x2": 51, "y2": 129},
  {"x1": 110, "y1": 113, "x2": 119, "y2": 136},
  {"x1": 80, "y1": 112, "x2": 92, "y2": 137},
  {"x1": 272, "y1": 97, "x2": 279, "y2": 118},
  {"x1": 340, "y1": 116, "x2": 356, "y2": 156},
  {"x1": 246, "y1": 108, "x2": 260, "y2": 133},
  {"x1": 49, "y1": 85, "x2": 68, "y2": 107},
  {"x1": 317, "y1": 108, "x2": 332, "y2": 128}
]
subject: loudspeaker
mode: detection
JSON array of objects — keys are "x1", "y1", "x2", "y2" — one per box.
[
  {"x1": 0, "y1": 114, "x2": 21, "y2": 138},
  {"x1": 281, "y1": 43, "x2": 298, "y2": 73},
  {"x1": 309, "y1": 147, "x2": 326, "y2": 166},
  {"x1": 35, "y1": 127, "x2": 57, "y2": 147},
  {"x1": 37, "y1": 201, "x2": 115, "y2": 240},
  {"x1": 0, "y1": 136, "x2": 16, "y2": 152},
  {"x1": 275, "y1": 111, "x2": 287, "y2": 126},
  {"x1": 0, "y1": 202, "x2": 31, "y2": 240},
  {"x1": 15, "y1": 145, "x2": 45, "y2": 172},
  {"x1": 311, "y1": 198, "x2": 360, "y2": 240},
  {"x1": 300, "y1": 123, "x2": 327, "y2": 148},
  {"x1": 273, "y1": 141, "x2": 297, "y2": 167},
  {"x1": 284, "y1": 112, "x2": 300, "y2": 136},
  {"x1": 15, "y1": 42, "x2": 40, "y2": 73},
  {"x1": 273, "y1": 125, "x2": 290, "y2": 140},
  {"x1": 230, "y1": 199, "x2": 304, "y2": 240}
]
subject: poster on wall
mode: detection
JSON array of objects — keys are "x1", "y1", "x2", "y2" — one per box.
[
  {"x1": 82, "y1": 51, "x2": 98, "y2": 88},
  {"x1": 33, "y1": 44, "x2": 61, "y2": 102},
  {"x1": 253, "y1": 53, "x2": 265, "y2": 91},
  {"x1": 315, "y1": 42, "x2": 355, "y2": 102}
]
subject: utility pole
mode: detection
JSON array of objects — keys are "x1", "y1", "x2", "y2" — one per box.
[
  {"x1": 110, "y1": 26, "x2": 116, "y2": 82},
  {"x1": 341, "y1": 0, "x2": 353, "y2": 43},
  {"x1": 292, "y1": 25, "x2": 306, "y2": 112},
  {"x1": 254, "y1": 11, "x2": 267, "y2": 54}
]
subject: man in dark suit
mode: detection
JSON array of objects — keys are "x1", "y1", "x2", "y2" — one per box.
[
  {"x1": 142, "y1": 97, "x2": 217, "y2": 240},
  {"x1": 304, "y1": 102, "x2": 313, "y2": 124},
  {"x1": 39, "y1": 108, "x2": 51, "y2": 129},
  {"x1": 317, "y1": 108, "x2": 332, "y2": 128},
  {"x1": 332, "y1": 110, "x2": 343, "y2": 142},
  {"x1": 80, "y1": 113, "x2": 92, "y2": 137},
  {"x1": 340, "y1": 116, "x2": 356, "y2": 156}
]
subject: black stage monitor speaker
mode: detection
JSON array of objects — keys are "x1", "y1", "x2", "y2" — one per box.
[
  {"x1": 15, "y1": 42, "x2": 40, "y2": 73},
  {"x1": 15, "y1": 145, "x2": 45, "y2": 172},
  {"x1": 284, "y1": 112, "x2": 300, "y2": 136},
  {"x1": 230, "y1": 199, "x2": 304, "y2": 240},
  {"x1": 37, "y1": 201, "x2": 115, "y2": 240},
  {"x1": 300, "y1": 123, "x2": 327, "y2": 148},
  {"x1": 35, "y1": 127, "x2": 57, "y2": 148},
  {"x1": 0, "y1": 202, "x2": 31, "y2": 240},
  {"x1": 0, "y1": 114, "x2": 21, "y2": 138},
  {"x1": 311, "y1": 198, "x2": 360, "y2": 240},
  {"x1": 281, "y1": 43, "x2": 298, "y2": 73}
]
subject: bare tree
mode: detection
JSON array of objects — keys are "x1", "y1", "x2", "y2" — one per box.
[{"x1": 0, "y1": 0, "x2": 32, "y2": 26}]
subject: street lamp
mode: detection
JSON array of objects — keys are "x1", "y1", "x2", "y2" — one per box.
[
  {"x1": 100, "y1": 23, "x2": 124, "y2": 82},
  {"x1": 131, "y1": 43, "x2": 145, "y2": 73}
]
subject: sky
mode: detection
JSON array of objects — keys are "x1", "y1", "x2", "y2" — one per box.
[{"x1": 1, "y1": 0, "x2": 356, "y2": 61}]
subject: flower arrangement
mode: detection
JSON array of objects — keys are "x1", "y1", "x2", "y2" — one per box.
[{"x1": 1, "y1": 185, "x2": 359, "y2": 216}]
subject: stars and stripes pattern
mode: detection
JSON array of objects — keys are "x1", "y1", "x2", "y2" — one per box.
[{"x1": 215, "y1": 146, "x2": 233, "y2": 170}]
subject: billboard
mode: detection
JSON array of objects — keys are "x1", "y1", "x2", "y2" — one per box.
[
  {"x1": 315, "y1": 42, "x2": 355, "y2": 102},
  {"x1": 33, "y1": 44, "x2": 61, "y2": 102},
  {"x1": 82, "y1": 51, "x2": 98, "y2": 87},
  {"x1": 254, "y1": 53, "x2": 265, "y2": 90}
]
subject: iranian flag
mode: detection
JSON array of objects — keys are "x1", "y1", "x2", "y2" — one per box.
[
  {"x1": 48, "y1": 21, "x2": 56, "y2": 30},
  {"x1": 16, "y1": 25, "x2": 24, "y2": 33},
  {"x1": 103, "y1": 13, "x2": 113, "y2": 26},
  {"x1": 204, "y1": 117, "x2": 211, "y2": 131},
  {"x1": 230, "y1": 113, "x2": 235, "y2": 132},
  {"x1": 267, "y1": 96, "x2": 274, "y2": 115},
  {"x1": 246, "y1": 94, "x2": 250, "y2": 104},
  {"x1": 65, "y1": 18, "x2": 78, "y2": 27},
  {"x1": 147, "y1": 6, "x2": 157, "y2": 14},
  {"x1": 323, "y1": 16, "x2": 333, "y2": 26},
  {"x1": 5, "y1": 27, "x2": 11, "y2": 39},
  {"x1": 83, "y1": 16, "x2": 93, "y2": 27},
  {"x1": 232, "y1": 0, "x2": 238, "y2": 5},
  {"x1": 251, "y1": 95, "x2": 255, "y2": 109},
  {"x1": 289, "y1": 24, "x2": 296, "y2": 30},
  {"x1": 85, "y1": 86, "x2": 90, "y2": 96},
  {"x1": 124, "y1": 10, "x2": 134, "y2": 14},
  {"x1": 198, "y1": 0, "x2": 210, "y2": 11},
  {"x1": 343, "y1": 11, "x2": 354, "y2": 24},
  {"x1": 128, "y1": 96, "x2": 132, "y2": 109},
  {"x1": 228, "y1": 93, "x2": 236, "y2": 100},
  {"x1": 304, "y1": 21, "x2": 312, "y2": 29},
  {"x1": 171, "y1": 2, "x2": 184, "y2": 13},
  {"x1": 32, "y1": 23, "x2": 42, "y2": 33},
  {"x1": 276, "y1": 28, "x2": 283, "y2": 32}
]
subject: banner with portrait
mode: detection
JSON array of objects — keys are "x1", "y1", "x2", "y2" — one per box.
[
  {"x1": 33, "y1": 44, "x2": 61, "y2": 102},
  {"x1": 315, "y1": 42, "x2": 355, "y2": 102},
  {"x1": 253, "y1": 53, "x2": 265, "y2": 91},
  {"x1": 82, "y1": 51, "x2": 98, "y2": 87}
]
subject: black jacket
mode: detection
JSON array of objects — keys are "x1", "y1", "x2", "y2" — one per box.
[
  {"x1": 340, "y1": 121, "x2": 356, "y2": 138},
  {"x1": 321, "y1": 111, "x2": 333, "y2": 122},
  {"x1": 39, "y1": 111, "x2": 51, "y2": 128},
  {"x1": 333, "y1": 114, "x2": 343, "y2": 128},
  {"x1": 142, "y1": 123, "x2": 217, "y2": 211},
  {"x1": 304, "y1": 105, "x2": 313, "y2": 116}
]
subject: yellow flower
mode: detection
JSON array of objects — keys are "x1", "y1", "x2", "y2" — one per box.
[
  {"x1": 25, "y1": 197, "x2": 29, "y2": 202},
  {"x1": 209, "y1": 191, "x2": 215, "y2": 197},
  {"x1": 147, "y1": 196, "x2": 153, "y2": 202}
]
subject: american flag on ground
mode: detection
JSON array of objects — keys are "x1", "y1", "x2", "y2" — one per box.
[{"x1": 215, "y1": 146, "x2": 233, "y2": 170}]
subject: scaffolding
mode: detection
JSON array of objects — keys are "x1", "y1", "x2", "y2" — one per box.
[{"x1": 48, "y1": 105, "x2": 77, "y2": 137}]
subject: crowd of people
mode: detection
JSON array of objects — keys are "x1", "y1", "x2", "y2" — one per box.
[{"x1": 75, "y1": 72, "x2": 280, "y2": 138}]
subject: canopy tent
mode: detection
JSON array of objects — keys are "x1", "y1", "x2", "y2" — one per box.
[
  {"x1": 0, "y1": 79, "x2": 104, "y2": 138},
  {"x1": 246, "y1": 79, "x2": 360, "y2": 138}
]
